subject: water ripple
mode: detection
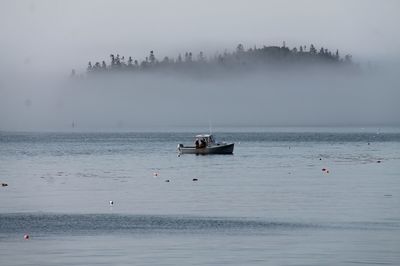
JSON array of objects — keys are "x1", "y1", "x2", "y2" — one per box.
[{"x1": 1, "y1": 213, "x2": 398, "y2": 237}]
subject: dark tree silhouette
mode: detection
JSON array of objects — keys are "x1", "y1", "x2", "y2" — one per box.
[
  {"x1": 309, "y1": 44, "x2": 317, "y2": 55},
  {"x1": 87, "y1": 62, "x2": 92, "y2": 73},
  {"x1": 128, "y1": 56, "x2": 133, "y2": 67},
  {"x1": 77, "y1": 42, "x2": 354, "y2": 77},
  {"x1": 149, "y1": 51, "x2": 156, "y2": 64}
]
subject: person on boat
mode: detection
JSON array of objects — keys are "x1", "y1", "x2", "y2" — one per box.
[
  {"x1": 200, "y1": 138, "x2": 206, "y2": 148},
  {"x1": 195, "y1": 139, "x2": 200, "y2": 149}
]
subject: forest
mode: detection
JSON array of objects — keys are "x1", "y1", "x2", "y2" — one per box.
[{"x1": 71, "y1": 43, "x2": 354, "y2": 77}]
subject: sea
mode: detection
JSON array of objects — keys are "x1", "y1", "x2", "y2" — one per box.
[{"x1": 0, "y1": 127, "x2": 399, "y2": 266}]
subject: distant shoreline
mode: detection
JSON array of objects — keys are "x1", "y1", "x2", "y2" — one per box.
[
  {"x1": 71, "y1": 43, "x2": 355, "y2": 78},
  {"x1": 2, "y1": 126, "x2": 400, "y2": 134}
]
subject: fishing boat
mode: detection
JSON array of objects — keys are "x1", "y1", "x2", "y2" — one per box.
[{"x1": 177, "y1": 134, "x2": 234, "y2": 155}]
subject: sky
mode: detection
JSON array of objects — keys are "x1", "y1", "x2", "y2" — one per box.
[
  {"x1": 0, "y1": 0, "x2": 399, "y2": 130},
  {"x1": 1, "y1": 0, "x2": 399, "y2": 73}
]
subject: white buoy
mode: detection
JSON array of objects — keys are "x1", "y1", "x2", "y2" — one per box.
[{"x1": 109, "y1": 200, "x2": 114, "y2": 206}]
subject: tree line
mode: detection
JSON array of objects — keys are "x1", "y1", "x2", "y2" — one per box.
[{"x1": 71, "y1": 43, "x2": 354, "y2": 77}]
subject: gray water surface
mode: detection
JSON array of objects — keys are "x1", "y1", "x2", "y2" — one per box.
[{"x1": 1, "y1": 129, "x2": 399, "y2": 265}]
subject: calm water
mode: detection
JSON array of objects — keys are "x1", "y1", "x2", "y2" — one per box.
[{"x1": 1, "y1": 128, "x2": 400, "y2": 265}]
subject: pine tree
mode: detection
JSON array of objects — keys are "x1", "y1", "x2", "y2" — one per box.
[
  {"x1": 87, "y1": 61, "x2": 92, "y2": 72},
  {"x1": 149, "y1": 51, "x2": 156, "y2": 64},
  {"x1": 236, "y1": 44, "x2": 244, "y2": 53},
  {"x1": 309, "y1": 44, "x2": 317, "y2": 54}
]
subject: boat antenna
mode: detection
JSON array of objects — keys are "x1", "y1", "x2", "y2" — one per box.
[{"x1": 209, "y1": 120, "x2": 212, "y2": 135}]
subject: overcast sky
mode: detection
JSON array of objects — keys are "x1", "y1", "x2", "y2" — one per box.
[
  {"x1": 0, "y1": 0, "x2": 399, "y2": 130},
  {"x1": 1, "y1": 0, "x2": 399, "y2": 74}
]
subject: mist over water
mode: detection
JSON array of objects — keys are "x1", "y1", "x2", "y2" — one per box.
[
  {"x1": 1, "y1": 1, "x2": 400, "y2": 265},
  {"x1": 1, "y1": 65, "x2": 399, "y2": 131},
  {"x1": 0, "y1": 1, "x2": 399, "y2": 131}
]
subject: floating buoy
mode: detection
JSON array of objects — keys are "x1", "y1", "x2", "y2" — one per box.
[
  {"x1": 165, "y1": 179, "x2": 170, "y2": 182},
  {"x1": 153, "y1": 172, "x2": 159, "y2": 177},
  {"x1": 322, "y1": 168, "x2": 326, "y2": 172},
  {"x1": 326, "y1": 170, "x2": 330, "y2": 174},
  {"x1": 319, "y1": 158, "x2": 322, "y2": 161},
  {"x1": 377, "y1": 160, "x2": 381, "y2": 163},
  {"x1": 109, "y1": 200, "x2": 114, "y2": 206},
  {"x1": 24, "y1": 234, "x2": 29, "y2": 240},
  {"x1": 192, "y1": 178, "x2": 198, "y2": 181}
]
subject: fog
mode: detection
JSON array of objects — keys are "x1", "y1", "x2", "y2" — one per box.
[
  {"x1": 0, "y1": 0, "x2": 399, "y2": 131},
  {"x1": 1, "y1": 65, "x2": 399, "y2": 131}
]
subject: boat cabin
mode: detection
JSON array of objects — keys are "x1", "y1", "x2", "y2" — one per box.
[{"x1": 194, "y1": 134, "x2": 215, "y2": 148}]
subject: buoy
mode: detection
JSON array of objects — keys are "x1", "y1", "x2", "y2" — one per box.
[
  {"x1": 165, "y1": 179, "x2": 170, "y2": 182},
  {"x1": 192, "y1": 178, "x2": 198, "y2": 181},
  {"x1": 377, "y1": 160, "x2": 381, "y2": 163},
  {"x1": 153, "y1": 172, "x2": 159, "y2": 177},
  {"x1": 109, "y1": 200, "x2": 114, "y2": 206},
  {"x1": 322, "y1": 168, "x2": 326, "y2": 172},
  {"x1": 319, "y1": 158, "x2": 322, "y2": 161},
  {"x1": 24, "y1": 234, "x2": 29, "y2": 240},
  {"x1": 326, "y1": 170, "x2": 330, "y2": 173}
]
